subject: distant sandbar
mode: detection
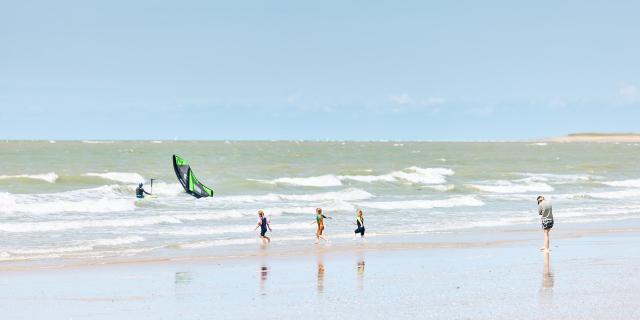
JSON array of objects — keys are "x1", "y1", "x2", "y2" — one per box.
[{"x1": 546, "y1": 133, "x2": 640, "y2": 143}]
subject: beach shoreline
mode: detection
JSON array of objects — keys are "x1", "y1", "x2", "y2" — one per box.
[
  {"x1": 2, "y1": 219, "x2": 640, "y2": 319},
  {"x1": 3, "y1": 218, "x2": 639, "y2": 273}
]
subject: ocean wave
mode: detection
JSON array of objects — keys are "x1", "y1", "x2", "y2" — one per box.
[
  {"x1": 253, "y1": 166, "x2": 455, "y2": 187},
  {"x1": 359, "y1": 196, "x2": 484, "y2": 210},
  {"x1": 0, "y1": 192, "x2": 136, "y2": 215},
  {"x1": 84, "y1": 172, "x2": 145, "y2": 184},
  {"x1": 178, "y1": 235, "x2": 317, "y2": 249},
  {"x1": 466, "y1": 180, "x2": 554, "y2": 194},
  {"x1": 601, "y1": 179, "x2": 640, "y2": 188},
  {"x1": 82, "y1": 140, "x2": 115, "y2": 144},
  {"x1": 584, "y1": 189, "x2": 640, "y2": 199},
  {"x1": 0, "y1": 215, "x2": 181, "y2": 233},
  {"x1": 0, "y1": 236, "x2": 145, "y2": 261},
  {"x1": 0, "y1": 172, "x2": 58, "y2": 183},
  {"x1": 270, "y1": 175, "x2": 343, "y2": 187},
  {"x1": 154, "y1": 222, "x2": 313, "y2": 236},
  {"x1": 206, "y1": 188, "x2": 373, "y2": 203},
  {"x1": 341, "y1": 167, "x2": 455, "y2": 185},
  {"x1": 178, "y1": 238, "x2": 260, "y2": 249},
  {"x1": 517, "y1": 173, "x2": 594, "y2": 184}
]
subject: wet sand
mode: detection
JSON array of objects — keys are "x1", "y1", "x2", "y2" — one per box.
[{"x1": 2, "y1": 220, "x2": 640, "y2": 319}]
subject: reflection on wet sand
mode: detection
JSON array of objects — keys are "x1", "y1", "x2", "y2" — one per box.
[
  {"x1": 317, "y1": 260, "x2": 325, "y2": 294},
  {"x1": 260, "y1": 265, "x2": 269, "y2": 295},
  {"x1": 174, "y1": 271, "x2": 193, "y2": 299},
  {"x1": 357, "y1": 259, "x2": 365, "y2": 290},
  {"x1": 539, "y1": 251, "x2": 554, "y2": 306},
  {"x1": 175, "y1": 271, "x2": 193, "y2": 284}
]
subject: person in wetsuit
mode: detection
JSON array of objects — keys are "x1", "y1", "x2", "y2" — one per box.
[
  {"x1": 312, "y1": 207, "x2": 331, "y2": 243},
  {"x1": 353, "y1": 208, "x2": 365, "y2": 239},
  {"x1": 254, "y1": 210, "x2": 272, "y2": 244},
  {"x1": 136, "y1": 183, "x2": 152, "y2": 198}
]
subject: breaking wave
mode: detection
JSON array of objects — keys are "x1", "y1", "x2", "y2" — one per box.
[
  {"x1": 0, "y1": 172, "x2": 58, "y2": 183},
  {"x1": 252, "y1": 167, "x2": 455, "y2": 187},
  {"x1": 84, "y1": 172, "x2": 145, "y2": 184}
]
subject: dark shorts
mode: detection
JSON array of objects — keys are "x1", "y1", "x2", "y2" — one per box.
[
  {"x1": 354, "y1": 226, "x2": 365, "y2": 236},
  {"x1": 542, "y1": 218, "x2": 554, "y2": 230},
  {"x1": 260, "y1": 229, "x2": 267, "y2": 237}
]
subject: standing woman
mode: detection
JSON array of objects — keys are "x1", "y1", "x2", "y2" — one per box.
[
  {"x1": 312, "y1": 208, "x2": 331, "y2": 243},
  {"x1": 254, "y1": 210, "x2": 272, "y2": 244},
  {"x1": 537, "y1": 196, "x2": 553, "y2": 251},
  {"x1": 353, "y1": 209, "x2": 365, "y2": 240}
]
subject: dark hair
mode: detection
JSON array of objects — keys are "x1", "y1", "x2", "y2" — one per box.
[{"x1": 536, "y1": 196, "x2": 544, "y2": 202}]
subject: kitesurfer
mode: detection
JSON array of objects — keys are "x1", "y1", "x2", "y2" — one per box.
[{"x1": 136, "y1": 183, "x2": 152, "y2": 198}]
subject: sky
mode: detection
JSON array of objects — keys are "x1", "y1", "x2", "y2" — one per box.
[{"x1": 1, "y1": 0, "x2": 639, "y2": 140}]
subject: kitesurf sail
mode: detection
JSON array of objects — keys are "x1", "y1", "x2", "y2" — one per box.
[{"x1": 172, "y1": 154, "x2": 214, "y2": 198}]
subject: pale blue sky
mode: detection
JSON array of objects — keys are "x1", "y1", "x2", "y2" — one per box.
[{"x1": 1, "y1": 0, "x2": 639, "y2": 140}]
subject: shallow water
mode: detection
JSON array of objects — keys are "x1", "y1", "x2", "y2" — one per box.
[{"x1": 1, "y1": 141, "x2": 640, "y2": 262}]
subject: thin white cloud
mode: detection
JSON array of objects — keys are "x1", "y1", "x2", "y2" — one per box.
[
  {"x1": 619, "y1": 84, "x2": 640, "y2": 102},
  {"x1": 419, "y1": 97, "x2": 446, "y2": 107},
  {"x1": 389, "y1": 94, "x2": 445, "y2": 112},
  {"x1": 468, "y1": 105, "x2": 495, "y2": 116},
  {"x1": 286, "y1": 93, "x2": 300, "y2": 103},
  {"x1": 389, "y1": 93, "x2": 411, "y2": 105}
]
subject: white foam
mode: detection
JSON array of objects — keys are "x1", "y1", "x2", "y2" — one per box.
[
  {"x1": 0, "y1": 215, "x2": 181, "y2": 233},
  {"x1": 146, "y1": 182, "x2": 184, "y2": 196},
  {"x1": 263, "y1": 202, "x2": 356, "y2": 216},
  {"x1": 601, "y1": 179, "x2": 640, "y2": 188},
  {"x1": 517, "y1": 173, "x2": 593, "y2": 184},
  {"x1": 210, "y1": 188, "x2": 373, "y2": 203},
  {"x1": 467, "y1": 180, "x2": 554, "y2": 194},
  {"x1": 0, "y1": 172, "x2": 58, "y2": 183},
  {"x1": 82, "y1": 140, "x2": 115, "y2": 144},
  {"x1": 156, "y1": 222, "x2": 313, "y2": 236},
  {"x1": 586, "y1": 189, "x2": 640, "y2": 199},
  {"x1": 360, "y1": 196, "x2": 484, "y2": 210},
  {"x1": 269, "y1": 175, "x2": 344, "y2": 187},
  {"x1": 423, "y1": 184, "x2": 455, "y2": 192},
  {"x1": 84, "y1": 172, "x2": 145, "y2": 184},
  {"x1": 151, "y1": 140, "x2": 163, "y2": 144},
  {"x1": 0, "y1": 236, "x2": 145, "y2": 259},
  {"x1": 253, "y1": 166, "x2": 455, "y2": 187},
  {"x1": 341, "y1": 167, "x2": 454, "y2": 185},
  {"x1": 179, "y1": 238, "x2": 259, "y2": 249},
  {"x1": 0, "y1": 192, "x2": 136, "y2": 215},
  {"x1": 530, "y1": 142, "x2": 548, "y2": 146}
]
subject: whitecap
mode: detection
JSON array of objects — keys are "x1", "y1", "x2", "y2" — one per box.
[
  {"x1": 601, "y1": 179, "x2": 640, "y2": 188},
  {"x1": 252, "y1": 166, "x2": 455, "y2": 188},
  {"x1": 84, "y1": 172, "x2": 145, "y2": 184},
  {"x1": 359, "y1": 196, "x2": 484, "y2": 210},
  {"x1": 0, "y1": 172, "x2": 58, "y2": 183},
  {"x1": 467, "y1": 180, "x2": 554, "y2": 194},
  {"x1": 207, "y1": 188, "x2": 373, "y2": 203}
]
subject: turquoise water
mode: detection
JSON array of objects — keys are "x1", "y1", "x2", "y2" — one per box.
[{"x1": 1, "y1": 140, "x2": 640, "y2": 263}]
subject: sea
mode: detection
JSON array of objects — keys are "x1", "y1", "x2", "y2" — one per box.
[{"x1": 1, "y1": 140, "x2": 640, "y2": 263}]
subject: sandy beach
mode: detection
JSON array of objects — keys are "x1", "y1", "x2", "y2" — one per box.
[{"x1": 2, "y1": 219, "x2": 640, "y2": 320}]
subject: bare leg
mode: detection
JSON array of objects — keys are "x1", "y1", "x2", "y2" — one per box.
[{"x1": 544, "y1": 229, "x2": 550, "y2": 251}]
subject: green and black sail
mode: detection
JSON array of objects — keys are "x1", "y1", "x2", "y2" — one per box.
[{"x1": 172, "y1": 154, "x2": 214, "y2": 198}]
